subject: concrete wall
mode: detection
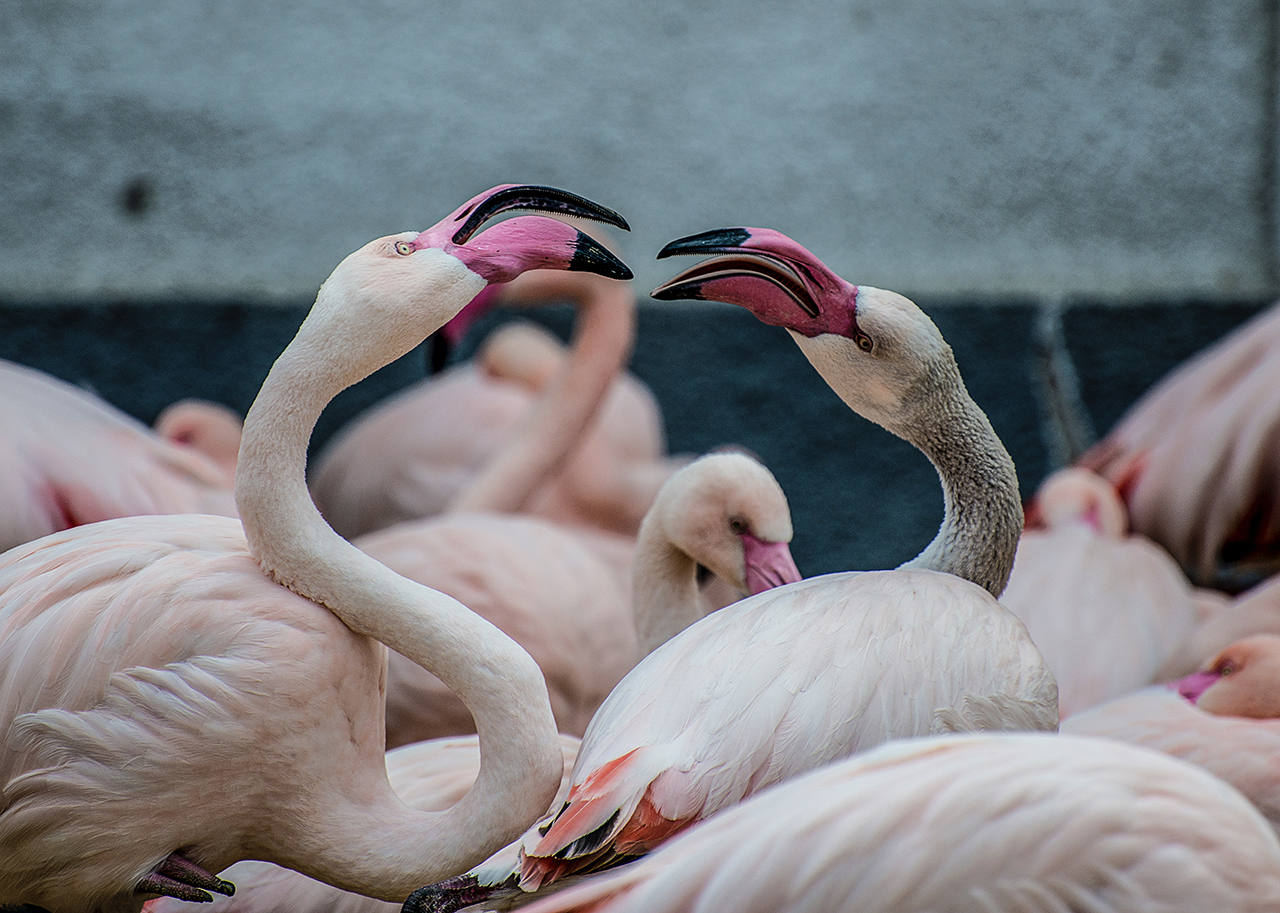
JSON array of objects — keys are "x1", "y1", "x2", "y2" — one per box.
[{"x1": 3, "y1": 0, "x2": 1277, "y2": 300}]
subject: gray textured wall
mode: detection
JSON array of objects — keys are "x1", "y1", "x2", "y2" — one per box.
[{"x1": 3, "y1": 0, "x2": 1277, "y2": 300}]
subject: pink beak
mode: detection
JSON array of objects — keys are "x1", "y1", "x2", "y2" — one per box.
[
  {"x1": 1170, "y1": 670, "x2": 1219, "y2": 704},
  {"x1": 742, "y1": 531, "x2": 803, "y2": 595}
]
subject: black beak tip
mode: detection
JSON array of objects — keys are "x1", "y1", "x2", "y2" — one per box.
[
  {"x1": 657, "y1": 227, "x2": 753, "y2": 260},
  {"x1": 649, "y1": 281, "x2": 703, "y2": 302},
  {"x1": 570, "y1": 232, "x2": 633, "y2": 281}
]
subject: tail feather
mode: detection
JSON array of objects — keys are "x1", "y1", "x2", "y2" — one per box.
[{"x1": 520, "y1": 747, "x2": 693, "y2": 891}]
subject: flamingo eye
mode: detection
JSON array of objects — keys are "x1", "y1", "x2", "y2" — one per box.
[
  {"x1": 854, "y1": 331, "x2": 875, "y2": 353},
  {"x1": 1217, "y1": 660, "x2": 1237, "y2": 677},
  {"x1": 394, "y1": 241, "x2": 414, "y2": 256},
  {"x1": 729, "y1": 517, "x2": 748, "y2": 535}
]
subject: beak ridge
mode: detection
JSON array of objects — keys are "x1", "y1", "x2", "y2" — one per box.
[{"x1": 452, "y1": 185, "x2": 630, "y2": 245}]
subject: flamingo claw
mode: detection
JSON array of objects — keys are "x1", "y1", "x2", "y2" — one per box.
[{"x1": 136, "y1": 852, "x2": 235, "y2": 902}]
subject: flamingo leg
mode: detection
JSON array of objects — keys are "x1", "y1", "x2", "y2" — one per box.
[
  {"x1": 402, "y1": 872, "x2": 498, "y2": 913},
  {"x1": 135, "y1": 852, "x2": 236, "y2": 903}
]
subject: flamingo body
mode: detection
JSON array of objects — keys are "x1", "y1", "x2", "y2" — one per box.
[
  {"x1": 0, "y1": 516, "x2": 387, "y2": 912},
  {"x1": 1065, "y1": 686, "x2": 1280, "y2": 835},
  {"x1": 1002, "y1": 468, "x2": 1202, "y2": 715},
  {"x1": 0, "y1": 361, "x2": 237, "y2": 552},
  {"x1": 514, "y1": 734, "x2": 1280, "y2": 913},
  {"x1": 520, "y1": 569, "x2": 1055, "y2": 888}
]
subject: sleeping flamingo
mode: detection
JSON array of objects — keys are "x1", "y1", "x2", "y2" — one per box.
[
  {"x1": 0, "y1": 361, "x2": 238, "y2": 552},
  {"x1": 411, "y1": 227, "x2": 1056, "y2": 909},
  {"x1": 1072, "y1": 299, "x2": 1280, "y2": 586},
  {"x1": 1157, "y1": 571, "x2": 1280, "y2": 679},
  {"x1": 310, "y1": 265, "x2": 680, "y2": 540},
  {"x1": 506, "y1": 734, "x2": 1280, "y2": 913},
  {"x1": 369, "y1": 450, "x2": 801, "y2": 746},
  {"x1": 1000, "y1": 467, "x2": 1206, "y2": 715},
  {"x1": 1065, "y1": 633, "x2": 1280, "y2": 835},
  {"x1": 0, "y1": 184, "x2": 633, "y2": 912}
]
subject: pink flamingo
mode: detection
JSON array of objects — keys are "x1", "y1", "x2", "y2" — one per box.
[
  {"x1": 0, "y1": 184, "x2": 632, "y2": 912},
  {"x1": 1072, "y1": 300, "x2": 1280, "y2": 585},
  {"x1": 1066, "y1": 633, "x2": 1280, "y2": 835},
  {"x1": 0, "y1": 361, "x2": 238, "y2": 552},
  {"x1": 370, "y1": 450, "x2": 801, "y2": 746},
  {"x1": 412, "y1": 227, "x2": 1056, "y2": 907},
  {"x1": 310, "y1": 266, "x2": 682, "y2": 541},
  {"x1": 1000, "y1": 467, "x2": 1208, "y2": 715},
  {"x1": 506, "y1": 734, "x2": 1280, "y2": 913}
]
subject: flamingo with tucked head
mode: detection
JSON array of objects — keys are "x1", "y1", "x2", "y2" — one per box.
[
  {"x1": 0, "y1": 184, "x2": 632, "y2": 913},
  {"x1": 1065, "y1": 633, "x2": 1280, "y2": 836}
]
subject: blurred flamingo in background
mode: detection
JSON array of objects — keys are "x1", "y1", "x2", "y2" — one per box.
[
  {"x1": 311, "y1": 258, "x2": 684, "y2": 542},
  {"x1": 0, "y1": 184, "x2": 632, "y2": 912},
  {"x1": 152, "y1": 398, "x2": 244, "y2": 483},
  {"x1": 1002, "y1": 467, "x2": 1213, "y2": 715},
  {"x1": 369, "y1": 450, "x2": 801, "y2": 747},
  {"x1": 500, "y1": 734, "x2": 1280, "y2": 913},
  {"x1": 0, "y1": 360, "x2": 238, "y2": 552},
  {"x1": 1158, "y1": 571, "x2": 1280, "y2": 678},
  {"x1": 1066, "y1": 633, "x2": 1280, "y2": 835},
  {"x1": 1071, "y1": 300, "x2": 1280, "y2": 587}
]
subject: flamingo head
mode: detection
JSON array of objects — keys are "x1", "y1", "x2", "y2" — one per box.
[
  {"x1": 310, "y1": 185, "x2": 630, "y2": 383},
  {"x1": 653, "y1": 227, "x2": 955, "y2": 434},
  {"x1": 648, "y1": 449, "x2": 802, "y2": 597},
  {"x1": 1170, "y1": 634, "x2": 1280, "y2": 719}
]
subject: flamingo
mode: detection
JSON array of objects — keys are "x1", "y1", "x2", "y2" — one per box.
[
  {"x1": 412, "y1": 227, "x2": 1056, "y2": 909},
  {"x1": 0, "y1": 361, "x2": 238, "y2": 552},
  {"x1": 1072, "y1": 300, "x2": 1280, "y2": 586},
  {"x1": 142, "y1": 734, "x2": 584, "y2": 913},
  {"x1": 0, "y1": 184, "x2": 633, "y2": 912},
  {"x1": 1065, "y1": 633, "x2": 1280, "y2": 835},
  {"x1": 368, "y1": 450, "x2": 800, "y2": 746},
  {"x1": 310, "y1": 264, "x2": 681, "y2": 541},
  {"x1": 1157, "y1": 571, "x2": 1280, "y2": 679},
  {"x1": 503, "y1": 734, "x2": 1280, "y2": 913},
  {"x1": 152, "y1": 399, "x2": 244, "y2": 483},
  {"x1": 1001, "y1": 467, "x2": 1206, "y2": 715}
]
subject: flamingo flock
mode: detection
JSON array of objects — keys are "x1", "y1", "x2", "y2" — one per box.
[{"x1": 2, "y1": 184, "x2": 1280, "y2": 913}]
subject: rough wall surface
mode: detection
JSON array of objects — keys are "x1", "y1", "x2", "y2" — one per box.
[{"x1": 2, "y1": 0, "x2": 1277, "y2": 299}]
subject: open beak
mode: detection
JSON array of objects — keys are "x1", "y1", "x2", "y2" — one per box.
[
  {"x1": 426, "y1": 185, "x2": 632, "y2": 284},
  {"x1": 447, "y1": 184, "x2": 630, "y2": 244},
  {"x1": 651, "y1": 227, "x2": 853, "y2": 337}
]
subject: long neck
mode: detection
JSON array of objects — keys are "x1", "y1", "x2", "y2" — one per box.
[
  {"x1": 448, "y1": 277, "x2": 635, "y2": 514},
  {"x1": 895, "y1": 381, "x2": 1023, "y2": 598},
  {"x1": 235, "y1": 313, "x2": 562, "y2": 894},
  {"x1": 630, "y1": 511, "x2": 710, "y2": 656}
]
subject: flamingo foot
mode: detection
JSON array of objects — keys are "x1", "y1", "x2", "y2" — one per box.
[
  {"x1": 136, "y1": 852, "x2": 236, "y2": 903},
  {"x1": 402, "y1": 873, "x2": 497, "y2": 913}
]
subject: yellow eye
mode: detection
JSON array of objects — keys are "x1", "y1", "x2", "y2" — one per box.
[
  {"x1": 394, "y1": 241, "x2": 414, "y2": 256},
  {"x1": 854, "y1": 331, "x2": 874, "y2": 353}
]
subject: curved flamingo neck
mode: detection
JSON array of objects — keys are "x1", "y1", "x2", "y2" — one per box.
[
  {"x1": 895, "y1": 380, "x2": 1022, "y2": 598},
  {"x1": 448, "y1": 276, "x2": 635, "y2": 515},
  {"x1": 630, "y1": 510, "x2": 709, "y2": 656},
  {"x1": 235, "y1": 283, "x2": 562, "y2": 896}
]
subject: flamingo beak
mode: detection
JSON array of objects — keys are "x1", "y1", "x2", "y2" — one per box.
[
  {"x1": 741, "y1": 531, "x2": 803, "y2": 595},
  {"x1": 1169, "y1": 669, "x2": 1219, "y2": 704},
  {"x1": 652, "y1": 227, "x2": 855, "y2": 338},
  {"x1": 446, "y1": 184, "x2": 630, "y2": 245}
]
